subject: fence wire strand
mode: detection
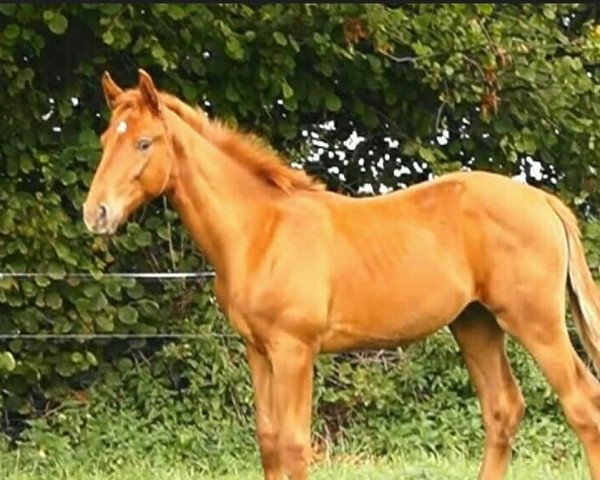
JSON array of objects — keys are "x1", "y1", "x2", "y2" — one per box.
[
  {"x1": 0, "y1": 271, "x2": 224, "y2": 341},
  {"x1": 0, "y1": 272, "x2": 215, "y2": 280},
  {"x1": 0, "y1": 333, "x2": 235, "y2": 340}
]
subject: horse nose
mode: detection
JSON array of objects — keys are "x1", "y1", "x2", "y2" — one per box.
[
  {"x1": 98, "y1": 204, "x2": 108, "y2": 221},
  {"x1": 82, "y1": 202, "x2": 109, "y2": 232}
]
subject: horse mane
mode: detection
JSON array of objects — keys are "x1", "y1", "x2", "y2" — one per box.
[{"x1": 158, "y1": 92, "x2": 324, "y2": 193}]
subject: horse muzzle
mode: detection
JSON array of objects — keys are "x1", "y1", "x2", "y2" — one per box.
[{"x1": 83, "y1": 201, "x2": 120, "y2": 235}]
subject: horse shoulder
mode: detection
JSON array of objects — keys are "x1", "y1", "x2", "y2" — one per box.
[{"x1": 225, "y1": 194, "x2": 333, "y2": 338}]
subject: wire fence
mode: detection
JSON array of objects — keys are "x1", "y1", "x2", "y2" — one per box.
[
  {"x1": 0, "y1": 271, "x2": 224, "y2": 341},
  {"x1": 0, "y1": 333, "x2": 235, "y2": 340},
  {"x1": 0, "y1": 272, "x2": 215, "y2": 280}
]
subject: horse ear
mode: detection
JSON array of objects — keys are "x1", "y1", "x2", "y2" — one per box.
[
  {"x1": 138, "y1": 69, "x2": 161, "y2": 116},
  {"x1": 101, "y1": 71, "x2": 123, "y2": 109}
]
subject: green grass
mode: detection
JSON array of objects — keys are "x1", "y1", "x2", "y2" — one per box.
[{"x1": 0, "y1": 453, "x2": 588, "y2": 480}]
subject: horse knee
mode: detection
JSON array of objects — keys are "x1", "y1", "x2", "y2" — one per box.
[
  {"x1": 258, "y1": 428, "x2": 278, "y2": 452},
  {"x1": 256, "y1": 425, "x2": 279, "y2": 468},
  {"x1": 279, "y1": 436, "x2": 310, "y2": 473}
]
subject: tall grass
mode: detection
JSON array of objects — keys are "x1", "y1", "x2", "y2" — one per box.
[{"x1": 0, "y1": 450, "x2": 588, "y2": 480}]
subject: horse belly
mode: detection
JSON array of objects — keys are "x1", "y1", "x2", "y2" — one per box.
[{"x1": 320, "y1": 271, "x2": 472, "y2": 353}]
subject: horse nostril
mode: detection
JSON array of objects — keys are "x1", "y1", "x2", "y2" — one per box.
[{"x1": 98, "y1": 204, "x2": 108, "y2": 220}]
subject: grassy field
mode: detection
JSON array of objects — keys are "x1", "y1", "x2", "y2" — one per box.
[{"x1": 0, "y1": 453, "x2": 588, "y2": 480}]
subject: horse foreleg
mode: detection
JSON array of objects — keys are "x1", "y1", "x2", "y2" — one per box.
[
  {"x1": 269, "y1": 333, "x2": 316, "y2": 480},
  {"x1": 247, "y1": 343, "x2": 284, "y2": 480}
]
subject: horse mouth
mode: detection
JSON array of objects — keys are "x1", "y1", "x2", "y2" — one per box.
[
  {"x1": 83, "y1": 219, "x2": 119, "y2": 236},
  {"x1": 83, "y1": 204, "x2": 122, "y2": 236},
  {"x1": 95, "y1": 224, "x2": 119, "y2": 236}
]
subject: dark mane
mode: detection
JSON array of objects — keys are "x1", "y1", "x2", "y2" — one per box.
[{"x1": 158, "y1": 92, "x2": 324, "y2": 193}]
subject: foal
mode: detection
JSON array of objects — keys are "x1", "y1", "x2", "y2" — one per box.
[{"x1": 83, "y1": 70, "x2": 600, "y2": 480}]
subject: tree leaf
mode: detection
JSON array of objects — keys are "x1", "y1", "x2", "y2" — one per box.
[
  {"x1": 45, "y1": 292, "x2": 63, "y2": 310},
  {"x1": 0, "y1": 352, "x2": 16, "y2": 372},
  {"x1": 325, "y1": 93, "x2": 342, "y2": 112},
  {"x1": 281, "y1": 80, "x2": 294, "y2": 100},
  {"x1": 3, "y1": 24, "x2": 20, "y2": 41},
  {"x1": 55, "y1": 360, "x2": 76, "y2": 377},
  {"x1": 48, "y1": 13, "x2": 68, "y2": 35},
  {"x1": 102, "y1": 30, "x2": 114, "y2": 45},
  {"x1": 71, "y1": 352, "x2": 84, "y2": 363},
  {"x1": 225, "y1": 37, "x2": 244, "y2": 60},
  {"x1": 60, "y1": 171, "x2": 77, "y2": 186},
  {"x1": 0, "y1": 4, "x2": 16, "y2": 15},
  {"x1": 418, "y1": 146, "x2": 437, "y2": 164},
  {"x1": 95, "y1": 314, "x2": 114, "y2": 332},
  {"x1": 273, "y1": 31, "x2": 287, "y2": 46},
  {"x1": 85, "y1": 351, "x2": 98, "y2": 366},
  {"x1": 118, "y1": 305, "x2": 139, "y2": 325},
  {"x1": 47, "y1": 262, "x2": 66, "y2": 280},
  {"x1": 117, "y1": 358, "x2": 133, "y2": 372},
  {"x1": 105, "y1": 282, "x2": 122, "y2": 301}
]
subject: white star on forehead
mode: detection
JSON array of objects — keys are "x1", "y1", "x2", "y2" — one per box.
[{"x1": 116, "y1": 120, "x2": 128, "y2": 134}]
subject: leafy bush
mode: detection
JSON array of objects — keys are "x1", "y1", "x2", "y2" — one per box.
[{"x1": 9, "y1": 327, "x2": 581, "y2": 472}]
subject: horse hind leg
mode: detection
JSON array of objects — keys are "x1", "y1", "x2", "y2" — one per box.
[
  {"x1": 450, "y1": 303, "x2": 525, "y2": 480},
  {"x1": 495, "y1": 296, "x2": 600, "y2": 480}
]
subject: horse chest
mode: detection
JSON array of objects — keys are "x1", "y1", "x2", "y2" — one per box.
[
  {"x1": 214, "y1": 281, "x2": 253, "y2": 341},
  {"x1": 221, "y1": 286, "x2": 274, "y2": 344},
  {"x1": 222, "y1": 280, "x2": 328, "y2": 347},
  {"x1": 227, "y1": 307, "x2": 254, "y2": 341}
]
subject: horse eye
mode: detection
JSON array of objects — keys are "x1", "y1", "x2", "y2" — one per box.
[{"x1": 137, "y1": 138, "x2": 152, "y2": 151}]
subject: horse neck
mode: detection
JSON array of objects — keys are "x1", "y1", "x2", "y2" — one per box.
[{"x1": 166, "y1": 114, "x2": 276, "y2": 280}]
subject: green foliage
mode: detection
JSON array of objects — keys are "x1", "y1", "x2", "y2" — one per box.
[
  {"x1": 0, "y1": 2, "x2": 599, "y2": 464},
  {"x1": 312, "y1": 332, "x2": 580, "y2": 461},
  {"x1": 14, "y1": 310, "x2": 255, "y2": 475}
]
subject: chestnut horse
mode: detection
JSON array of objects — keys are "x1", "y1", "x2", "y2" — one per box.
[{"x1": 83, "y1": 70, "x2": 600, "y2": 480}]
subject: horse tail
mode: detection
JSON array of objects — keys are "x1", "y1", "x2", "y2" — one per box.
[{"x1": 546, "y1": 194, "x2": 600, "y2": 373}]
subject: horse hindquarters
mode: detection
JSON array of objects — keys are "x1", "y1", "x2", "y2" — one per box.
[{"x1": 478, "y1": 192, "x2": 600, "y2": 479}]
